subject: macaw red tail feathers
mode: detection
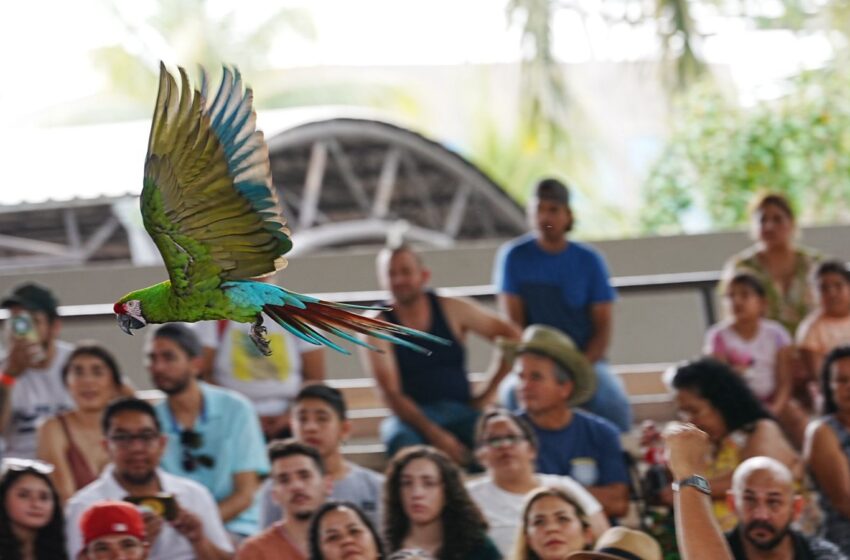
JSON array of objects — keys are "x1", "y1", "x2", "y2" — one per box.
[{"x1": 263, "y1": 300, "x2": 450, "y2": 355}]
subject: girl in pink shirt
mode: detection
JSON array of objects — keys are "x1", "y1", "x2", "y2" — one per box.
[{"x1": 705, "y1": 273, "x2": 806, "y2": 446}]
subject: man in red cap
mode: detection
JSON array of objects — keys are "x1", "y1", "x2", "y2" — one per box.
[{"x1": 79, "y1": 501, "x2": 150, "y2": 560}]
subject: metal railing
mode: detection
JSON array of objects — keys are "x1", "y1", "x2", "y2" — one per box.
[{"x1": 0, "y1": 269, "x2": 723, "y2": 326}]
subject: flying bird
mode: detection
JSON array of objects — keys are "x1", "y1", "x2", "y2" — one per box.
[{"x1": 113, "y1": 63, "x2": 444, "y2": 355}]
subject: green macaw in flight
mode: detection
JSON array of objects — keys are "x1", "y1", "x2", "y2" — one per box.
[{"x1": 113, "y1": 63, "x2": 444, "y2": 355}]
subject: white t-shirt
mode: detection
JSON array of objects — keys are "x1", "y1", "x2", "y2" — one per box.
[
  {"x1": 2, "y1": 340, "x2": 74, "y2": 459},
  {"x1": 703, "y1": 319, "x2": 791, "y2": 400},
  {"x1": 193, "y1": 321, "x2": 320, "y2": 414},
  {"x1": 66, "y1": 465, "x2": 234, "y2": 560},
  {"x1": 466, "y1": 473, "x2": 603, "y2": 556}
]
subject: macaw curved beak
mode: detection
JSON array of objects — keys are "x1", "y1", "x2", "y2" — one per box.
[{"x1": 117, "y1": 314, "x2": 145, "y2": 335}]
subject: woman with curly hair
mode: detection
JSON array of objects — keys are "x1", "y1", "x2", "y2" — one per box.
[
  {"x1": 668, "y1": 357, "x2": 801, "y2": 530},
  {"x1": 0, "y1": 459, "x2": 69, "y2": 560},
  {"x1": 512, "y1": 486, "x2": 593, "y2": 560},
  {"x1": 384, "y1": 446, "x2": 501, "y2": 559}
]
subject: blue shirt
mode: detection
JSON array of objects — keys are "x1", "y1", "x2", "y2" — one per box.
[
  {"x1": 155, "y1": 382, "x2": 270, "y2": 536},
  {"x1": 493, "y1": 234, "x2": 615, "y2": 350},
  {"x1": 520, "y1": 410, "x2": 628, "y2": 487}
]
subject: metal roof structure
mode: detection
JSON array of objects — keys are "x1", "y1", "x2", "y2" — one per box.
[
  {"x1": 271, "y1": 118, "x2": 526, "y2": 255},
  {"x1": 0, "y1": 115, "x2": 526, "y2": 272}
]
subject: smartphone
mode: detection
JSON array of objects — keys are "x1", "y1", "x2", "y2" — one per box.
[
  {"x1": 124, "y1": 494, "x2": 178, "y2": 521},
  {"x1": 7, "y1": 312, "x2": 45, "y2": 363}
]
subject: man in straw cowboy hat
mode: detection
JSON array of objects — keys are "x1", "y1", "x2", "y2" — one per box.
[
  {"x1": 567, "y1": 526, "x2": 662, "y2": 560},
  {"x1": 505, "y1": 324, "x2": 630, "y2": 518}
]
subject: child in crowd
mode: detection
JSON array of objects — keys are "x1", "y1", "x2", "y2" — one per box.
[
  {"x1": 704, "y1": 274, "x2": 795, "y2": 415},
  {"x1": 797, "y1": 260, "x2": 850, "y2": 389}
]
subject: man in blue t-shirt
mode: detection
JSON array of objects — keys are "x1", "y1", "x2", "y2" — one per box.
[
  {"x1": 493, "y1": 177, "x2": 632, "y2": 432},
  {"x1": 506, "y1": 324, "x2": 630, "y2": 518},
  {"x1": 146, "y1": 323, "x2": 270, "y2": 538}
]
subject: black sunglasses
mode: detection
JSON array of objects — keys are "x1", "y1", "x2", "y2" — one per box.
[{"x1": 179, "y1": 429, "x2": 215, "y2": 472}]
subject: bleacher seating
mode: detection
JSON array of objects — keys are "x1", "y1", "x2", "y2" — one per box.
[
  {"x1": 138, "y1": 363, "x2": 674, "y2": 471},
  {"x1": 332, "y1": 363, "x2": 675, "y2": 471}
]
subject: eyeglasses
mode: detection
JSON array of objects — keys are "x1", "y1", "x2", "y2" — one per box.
[
  {"x1": 180, "y1": 429, "x2": 215, "y2": 472},
  {"x1": 107, "y1": 431, "x2": 160, "y2": 448},
  {"x1": 88, "y1": 537, "x2": 145, "y2": 560},
  {"x1": 483, "y1": 435, "x2": 526, "y2": 449},
  {"x1": 1, "y1": 458, "x2": 55, "y2": 475}
]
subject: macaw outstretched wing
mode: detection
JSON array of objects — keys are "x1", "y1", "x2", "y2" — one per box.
[{"x1": 141, "y1": 63, "x2": 292, "y2": 296}]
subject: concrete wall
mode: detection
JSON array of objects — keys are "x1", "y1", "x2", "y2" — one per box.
[{"x1": 2, "y1": 225, "x2": 848, "y2": 389}]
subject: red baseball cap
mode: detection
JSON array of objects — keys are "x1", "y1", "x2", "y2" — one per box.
[{"x1": 80, "y1": 501, "x2": 146, "y2": 545}]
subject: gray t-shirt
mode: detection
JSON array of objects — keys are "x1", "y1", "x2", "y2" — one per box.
[
  {"x1": 2, "y1": 341, "x2": 74, "y2": 459},
  {"x1": 260, "y1": 461, "x2": 384, "y2": 528}
]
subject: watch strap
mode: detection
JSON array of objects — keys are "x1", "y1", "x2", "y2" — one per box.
[{"x1": 672, "y1": 474, "x2": 711, "y2": 495}]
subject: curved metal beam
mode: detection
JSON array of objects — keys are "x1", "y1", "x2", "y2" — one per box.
[
  {"x1": 268, "y1": 118, "x2": 526, "y2": 232},
  {"x1": 288, "y1": 218, "x2": 455, "y2": 257}
]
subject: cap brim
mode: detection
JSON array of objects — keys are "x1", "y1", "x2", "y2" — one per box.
[
  {"x1": 0, "y1": 297, "x2": 51, "y2": 314},
  {"x1": 0, "y1": 296, "x2": 24, "y2": 309}
]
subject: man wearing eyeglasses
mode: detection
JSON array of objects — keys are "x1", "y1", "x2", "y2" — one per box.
[
  {"x1": 146, "y1": 323, "x2": 269, "y2": 540},
  {"x1": 79, "y1": 501, "x2": 150, "y2": 560},
  {"x1": 65, "y1": 398, "x2": 234, "y2": 560}
]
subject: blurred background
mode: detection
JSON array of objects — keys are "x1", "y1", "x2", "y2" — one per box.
[
  {"x1": 1, "y1": 0, "x2": 849, "y2": 384},
  {"x1": 4, "y1": 0, "x2": 850, "y2": 234}
]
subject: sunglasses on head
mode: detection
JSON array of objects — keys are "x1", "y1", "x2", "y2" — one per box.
[
  {"x1": 179, "y1": 429, "x2": 215, "y2": 472},
  {"x1": 1, "y1": 458, "x2": 55, "y2": 475}
]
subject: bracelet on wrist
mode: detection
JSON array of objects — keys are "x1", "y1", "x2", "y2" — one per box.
[{"x1": 0, "y1": 373, "x2": 16, "y2": 387}]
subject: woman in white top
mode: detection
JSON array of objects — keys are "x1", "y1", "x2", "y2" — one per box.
[{"x1": 466, "y1": 409, "x2": 609, "y2": 556}]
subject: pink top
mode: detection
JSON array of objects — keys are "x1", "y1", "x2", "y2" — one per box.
[
  {"x1": 796, "y1": 311, "x2": 850, "y2": 355},
  {"x1": 704, "y1": 319, "x2": 791, "y2": 401}
]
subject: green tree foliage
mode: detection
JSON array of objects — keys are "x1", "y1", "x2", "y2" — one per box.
[
  {"x1": 641, "y1": 67, "x2": 850, "y2": 233},
  {"x1": 60, "y1": 0, "x2": 316, "y2": 124}
]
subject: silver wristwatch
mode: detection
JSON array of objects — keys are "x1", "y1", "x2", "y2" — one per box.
[{"x1": 672, "y1": 474, "x2": 711, "y2": 495}]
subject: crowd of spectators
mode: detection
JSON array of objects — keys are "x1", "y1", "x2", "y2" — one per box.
[{"x1": 2, "y1": 181, "x2": 850, "y2": 560}]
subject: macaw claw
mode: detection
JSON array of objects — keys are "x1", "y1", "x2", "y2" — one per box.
[{"x1": 250, "y1": 320, "x2": 271, "y2": 356}]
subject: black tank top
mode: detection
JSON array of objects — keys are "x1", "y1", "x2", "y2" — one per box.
[{"x1": 383, "y1": 292, "x2": 469, "y2": 404}]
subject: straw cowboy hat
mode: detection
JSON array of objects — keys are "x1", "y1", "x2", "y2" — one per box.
[
  {"x1": 501, "y1": 324, "x2": 596, "y2": 406},
  {"x1": 567, "y1": 527, "x2": 662, "y2": 560}
]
